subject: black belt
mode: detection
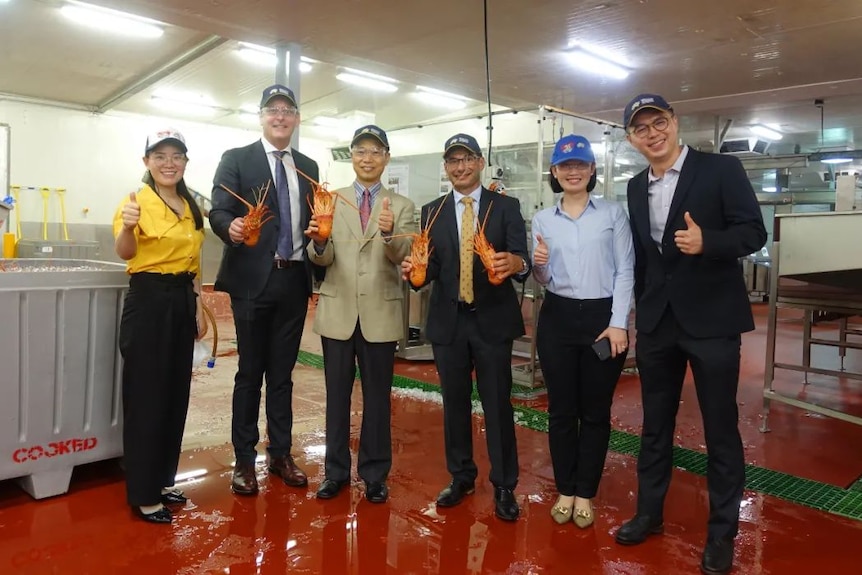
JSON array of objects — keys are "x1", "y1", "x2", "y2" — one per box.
[
  {"x1": 456, "y1": 301, "x2": 476, "y2": 312},
  {"x1": 273, "y1": 259, "x2": 302, "y2": 269}
]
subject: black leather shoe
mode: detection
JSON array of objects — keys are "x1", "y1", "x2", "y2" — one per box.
[
  {"x1": 160, "y1": 489, "x2": 187, "y2": 506},
  {"x1": 493, "y1": 487, "x2": 519, "y2": 521},
  {"x1": 316, "y1": 478, "x2": 349, "y2": 499},
  {"x1": 701, "y1": 537, "x2": 734, "y2": 574},
  {"x1": 614, "y1": 514, "x2": 664, "y2": 545},
  {"x1": 436, "y1": 481, "x2": 475, "y2": 508},
  {"x1": 365, "y1": 482, "x2": 389, "y2": 504},
  {"x1": 135, "y1": 506, "x2": 172, "y2": 524}
]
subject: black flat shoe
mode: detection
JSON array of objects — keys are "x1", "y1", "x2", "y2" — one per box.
[
  {"x1": 436, "y1": 481, "x2": 475, "y2": 508},
  {"x1": 614, "y1": 514, "x2": 664, "y2": 545},
  {"x1": 135, "y1": 506, "x2": 172, "y2": 524},
  {"x1": 316, "y1": 478, "x2": 349, "y2": 500},
  {"x1": 701, "y1": 537, "x2": 734, "y2": 574},
  {"x1": 160, "y1": 489, "x2": 187, "y2": 506},
  {"x1": 493, "y1": 487, "x2": 519, "y2": 522},
  {"x1": 365, "y1": 482, "x2": 388, "y2": 504}
]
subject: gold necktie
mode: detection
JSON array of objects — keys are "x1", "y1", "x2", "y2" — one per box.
[{"x1": 460, "y1": 197, "x2": 475, "y2": 304}]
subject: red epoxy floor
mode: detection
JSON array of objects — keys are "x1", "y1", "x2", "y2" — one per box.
[{"x1": 1, "y1": 301, "x2": 861, "y2": 574}]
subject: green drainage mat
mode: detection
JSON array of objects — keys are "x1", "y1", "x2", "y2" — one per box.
[{"x1": 296, "y1": 350, "x2": 862, "y2": 522}]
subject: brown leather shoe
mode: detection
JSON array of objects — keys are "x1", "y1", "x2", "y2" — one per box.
[
  {"x1": 231, "y1": 462, "x2": 259, "y2": 496},
  {"x1": 268, "y1": 455, "x2": 308, "y2": 487}
]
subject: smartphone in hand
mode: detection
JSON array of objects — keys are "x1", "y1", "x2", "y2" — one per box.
[{"x1": 591, "y1": 337, "x2": 612, "y2": 361}]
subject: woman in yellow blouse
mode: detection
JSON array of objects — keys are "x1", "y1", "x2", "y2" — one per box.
[{"x1": 113, "y1": 128, "x2": 206, "y2": 524}]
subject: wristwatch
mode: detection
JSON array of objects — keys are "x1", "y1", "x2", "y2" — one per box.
[{"x1": 519, "y1": 257, "x2": 528, "y2": 274}]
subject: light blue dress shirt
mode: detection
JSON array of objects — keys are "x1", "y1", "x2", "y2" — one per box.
[{"x1": 531, "y1": 196, "x2": 635, "y2": 329}]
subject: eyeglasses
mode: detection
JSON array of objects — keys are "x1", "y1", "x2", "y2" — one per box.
[
  {"x1": 554, "y1": 161, "x2": 592, "y2": 172},
  {"x1": 627, "y1": 115, "x2": 672, "y2": 138},
  {"x1": 351, "y1": 147, "x2": 387, "y2": 159},
  {"x1": 149, "y1": 153, "x2": 188, "y2": 165},
  {"x1": 445, "y1": 155, "x2": 480, "y2": 167},
  {"x1": 262, "y1": 107, "x2": 298, "y2": 118}
]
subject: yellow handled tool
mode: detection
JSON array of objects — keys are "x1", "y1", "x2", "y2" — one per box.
[{"x1": 40, "y1": 187, "x2": 50, "y2": 240}]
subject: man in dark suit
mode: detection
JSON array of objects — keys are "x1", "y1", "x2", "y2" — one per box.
[
  {"x1": 613, "y1": 94, "x2": 766, "y2": 574},
  {"x1": 401, "y1": 133, "x2": 531, "y2": 521},
  {"x1": 209, "y1": 84, "x2": 320, "y2": 496}
]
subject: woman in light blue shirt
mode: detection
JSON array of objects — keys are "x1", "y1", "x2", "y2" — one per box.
[{"x1": 532, "y1": 134, "x2": 634, "y2": 528}]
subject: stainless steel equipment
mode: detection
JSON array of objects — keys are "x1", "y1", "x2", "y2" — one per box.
[{"x1": 762, "y1": 211, "x2": 862, "y2": 430}]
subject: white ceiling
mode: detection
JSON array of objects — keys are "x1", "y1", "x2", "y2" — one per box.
[{"x1": 3, "y1": 0, "x2": 862, "y2": 157}]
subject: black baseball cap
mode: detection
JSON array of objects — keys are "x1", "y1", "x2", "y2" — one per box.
[
  {"x1": 623, "y1": 93, "x2": 673, "y2": 128},
  {"x1": 260, "y1": 84, "x2": 297, "y2": 109},
  {"x1": 443, "y1": 133, "x2": 482, "y2": 157},
  {"x1": 351, "y1": 125, "x2": 389, "y2": 149}
]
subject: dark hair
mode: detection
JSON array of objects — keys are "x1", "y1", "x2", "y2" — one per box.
[
  {"x1": 142, "y1": 168, "x2": 204, "y2": 230},
  {"x1": 548, "y1": 169, "x2": 597, "y2": 194}
]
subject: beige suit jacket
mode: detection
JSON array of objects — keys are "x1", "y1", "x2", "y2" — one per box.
[{"x1": 307, "y1": 185, "x2": 416, "y2": 342}]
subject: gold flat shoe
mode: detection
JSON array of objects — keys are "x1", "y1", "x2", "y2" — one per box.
[
  {"x1": 573, "y1": 507, "x2": 594, "y2": 529},
  {"x1": 550, "y1": 499, "x2": 573, "y2": 525}
]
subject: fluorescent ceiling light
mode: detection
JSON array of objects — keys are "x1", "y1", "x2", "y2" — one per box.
[
  {"x1": 762, "y1": 186, "x2": 778, "y2": 192},
  {"x1": 151, "y1": 93, "x2": 218, "y2": 116},
  {"x1": 413, "y1": 86, "x2": 468, "y2": 109},
  {"x1": 565, "y1": 43, "x2": 630, "y2": 80},
  {"x1": 236, "y1": 42, "x2": 313, "y2": 72},
  {"x1": 336, "y1": 72, "x2": 398, "y2": 93},
  {"x1": 821, "y1": 157, "x2": 853, "y2": 164},
  {"x1": 749, "y1": 124, "x2": 783, "y2": 141},
  {"x1": 60, "y1": 1, "x2": 164, "y2": 39},
  {"x1": 336, "y1": 68, "x2": 398, "y2": 92}
]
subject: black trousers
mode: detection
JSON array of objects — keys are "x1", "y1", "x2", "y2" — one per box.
[
  {"x1": 321, "y1": 323, "x2": 395, "y2": 484},
  {"x1": 119, "y1": 272, "x2": 196, "y2": 507},
  {"x1": 635, "y1": 307, "x2": 744, "y2": 542},
  {"x1": 230, "y1": 266, "x2": 308, "y2": 464},
  {"x1": 536, "y1": 293, "x2": 625, "y2": 498},
  {"x1": 432, "y1": 309, "x2": 519, "y2": 489}
]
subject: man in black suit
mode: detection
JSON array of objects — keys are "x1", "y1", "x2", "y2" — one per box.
[
  {"x1": 613, "y1": 94, "x2": 766, "y2": 574},
  {"x1": 401, "y1": 133, "x2": 530, "y2": 521},
  {"x1": 209, "y1": 84, "x2": 320, "y2": 496}
]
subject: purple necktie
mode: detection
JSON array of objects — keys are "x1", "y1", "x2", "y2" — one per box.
[
  {"x1": 359, "y1": 188, "x2": 372, "y2": 232},
  {"x1": 272, "y1": 151, "x2": 293, "y2": 258}
]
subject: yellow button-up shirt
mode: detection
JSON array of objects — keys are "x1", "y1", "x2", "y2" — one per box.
[{"x1": 112, "y1": 184, "x2": 204, "y2": 275}]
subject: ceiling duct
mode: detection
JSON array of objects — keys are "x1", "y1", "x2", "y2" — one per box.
[{"x1": 720, "y1": 138, "x2": 770, "y2": 155}]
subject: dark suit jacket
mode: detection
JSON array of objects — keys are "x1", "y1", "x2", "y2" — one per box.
[
  {"x1": 420, "y1": 188, "x2": 530, "y2": 345},
  {"x1": 626, "y1": 148, "x2": 767, "y2": 338},
  {"x1": 209, "y1": 139, "x2": 320, "y2": 299}
]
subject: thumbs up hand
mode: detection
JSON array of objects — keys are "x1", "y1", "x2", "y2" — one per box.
[
  {"x1": 122, "y1": 191, "x2": 141, "y2": 231},
  {"x1": 378, "y1": 195, "x2": 394, "y2": 234},
  {"x1": 674, "y1": 211, "x2": 703, "y2": 255},
  {"x1": 533, "y1": 233, "x2": 550, "y2": 266}
]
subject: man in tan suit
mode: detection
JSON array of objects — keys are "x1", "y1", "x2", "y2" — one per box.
[{"x1": 305, "y1": 125, "x2": 415, "y2": 503}]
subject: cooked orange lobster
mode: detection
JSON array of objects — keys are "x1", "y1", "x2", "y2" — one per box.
[
  {"x1": 473, "y1": 201, "x2": 506, "y2": 285},
  {"x1": 290, "y1": 166, "x2": 345, "y2": 240},
  {"x1": 409, "y1": 200, "x2": 446, "y2": 288},
  {"x1": 219, "y1": 181, "x2": 274, "y2": 247}
]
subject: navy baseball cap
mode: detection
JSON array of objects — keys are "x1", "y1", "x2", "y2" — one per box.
[
  {"x1": 623, "y1": 93, "x2": 673, "y2": 128},
  {"x1": 550, "y1": 135, "x2": 595, "y2": 166},
  {"x1": 443, "y1": 133, "x2": 483, "y2": 157},
  {"x1": 260, "y1": 84, "x2": 297, "y2": 109},
  {"x1": 351, "y1": 125, "x2": 389, "y2": 149}
]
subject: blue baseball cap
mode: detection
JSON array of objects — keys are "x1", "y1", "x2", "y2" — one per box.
[
  {"x1": 550, "y1": 135, "x2": 595, "y2": 166},
  {"x1": 260, "y1": 84, "x2": 297, "y2": 109},
  {"x1": 351, "y1": 125, "x2": 389, "y2": 149},
  {"x1": 443, "y1": 133, "x2": 483, "y2": 157},
  {"x1": 623, "y1": 93, "x2": 673, "y2": 127}
]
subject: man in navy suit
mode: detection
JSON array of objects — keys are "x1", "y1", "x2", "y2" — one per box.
[
  {"x1": 613, "y1": 93, "x2": 766, "y2": 575},
  {"x1": 401, "y1": 133, "x2": 531, "y2": 521},
  {"x1": 209, "y1": 84, "x2": 320, "y2": 496}
]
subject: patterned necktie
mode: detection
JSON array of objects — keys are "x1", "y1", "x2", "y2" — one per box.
[
  {"x1": 272, "y1": 151, "x2": 293, "y2": 259},
  {"x1": 359, "y1": 188, "x2": 372, "y2": 232},
  {"x1": 460, "y1": 197, "x2": 475, "y2": 304}
]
